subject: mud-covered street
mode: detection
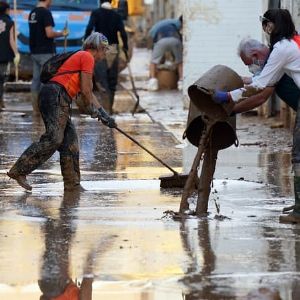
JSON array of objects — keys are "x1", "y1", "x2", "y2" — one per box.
[{"x1": 0, "y1": 77, "x2": 299, "y2": 300}]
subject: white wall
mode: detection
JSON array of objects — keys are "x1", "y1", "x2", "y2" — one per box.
[
  {"x1": 281, "y1": 0, "x2": 300, "y2": 31},
  {"x1": 182, "y1": 0, "x2": 265, "y2": 106}
]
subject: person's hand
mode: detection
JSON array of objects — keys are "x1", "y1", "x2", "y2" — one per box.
[
  {"x1": 212, "y1": 91, "x2": 231, "y2": 104},
  {"x1": 13, "y1": 53, "x2": 20, "y2": 66},
  {"x1": 97, "y1": 107, "x2": 116, "y2": 128},
  {"x1": 62, "y1": 28, "x2": 69, "y2": 37},
  {"x1": 241, "y1": 76, "x2": 252, "y2": 84},
  {"x1": 87, "y1": 103, "x2": 98, "y2": 118}
]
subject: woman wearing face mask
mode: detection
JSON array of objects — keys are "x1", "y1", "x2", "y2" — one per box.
[{"x1": 214, "y1": 8, "x2": 300, "y2": 224}]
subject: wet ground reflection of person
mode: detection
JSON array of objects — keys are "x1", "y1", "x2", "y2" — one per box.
[
  {"x1": 179, "y1": 219, "x2": 241, "y2": 299},
  {"x1": 38, "y1": 190, "x2": 93, "y2": 300},
  {"x1": 179, "y1": 219, "x2": 221, "y2": 300}
]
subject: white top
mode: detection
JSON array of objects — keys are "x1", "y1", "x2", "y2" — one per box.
[
  {"x1": 230, "y1": 38, "x2": 300, "y2": 102},
  {"x1": 252, "y1": 38, "x2": 300, "y2": 89}
]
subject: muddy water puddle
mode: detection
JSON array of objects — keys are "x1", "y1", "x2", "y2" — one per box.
[
  {"x1": 1, "y1": 94, "x2": 300, "y2": 299},
  {"x1": 0, "y1": 179, "x2": 299, "y2": 299}
]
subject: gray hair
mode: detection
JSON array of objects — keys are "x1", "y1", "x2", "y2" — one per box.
[
  {"x1": 82, "y1": 32, "x2": 109, "y2": 50},
  {"x1": 237, "y1": 38, "x2": 268, "y2": 56}
]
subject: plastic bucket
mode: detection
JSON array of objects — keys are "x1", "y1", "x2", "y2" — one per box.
[{"x1": 184, "y1": 65, "x2": 243, "y2": 150}]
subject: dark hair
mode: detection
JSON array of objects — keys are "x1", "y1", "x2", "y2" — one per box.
[
  {"x1": 100, "y1": 0, "x2": 111, "y2": 4},
  {"x1": 263, "y1": 9, "x2": 296, "y2": 49},
  {"x1": 0, "y1": 1, "x2": 9, "y2": 14}
]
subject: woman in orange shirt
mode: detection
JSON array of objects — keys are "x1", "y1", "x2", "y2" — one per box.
[{"x1": 7, "y1": 32, "x2": 115, "y2": 191}]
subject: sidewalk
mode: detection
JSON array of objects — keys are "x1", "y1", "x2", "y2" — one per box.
[{"x1": 119, "y1": 47, "x2": 187, "y2": 142}]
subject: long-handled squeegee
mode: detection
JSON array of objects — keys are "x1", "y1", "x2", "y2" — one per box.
[{"x1": 114, "y1": 126, "x2": 189, "y2": 188}]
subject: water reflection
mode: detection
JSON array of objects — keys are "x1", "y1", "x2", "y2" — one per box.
[
  {"x1": 38, "y1": 190, "x2": 81, "y2": 299},
  {"x1": 179, "y1": 219, "x2": 234, "y2": 300},
  {"x1": 79, "y1": 119, "x2": 117, "y2": 173},
  {"x1": 36, "y1": 190, "x2": 117, "y2": 300},
  {"x1": 258, "y1": 152, "x2": 292, "y2": 197}
]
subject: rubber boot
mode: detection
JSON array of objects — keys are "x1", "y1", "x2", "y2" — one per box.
[
  {"x1": 60, "y1": 155, "x2": 82, "y2": 191},
  {"x1": 31, "y1": 92, "x2": 40, "y2": 116},
  {"x1": 279, "y1": 176, "x2": 300, "y2": 224}
]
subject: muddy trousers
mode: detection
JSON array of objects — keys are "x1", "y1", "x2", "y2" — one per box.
[
  {"x1": 8, "y1": 83, "x2": 80, "y2": 190},
  {"x1": 291, "y1": 99, "x2": 300, "y2": 215}
]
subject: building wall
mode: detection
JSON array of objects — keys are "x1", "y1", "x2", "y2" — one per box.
[
  {"x1": 281, "y1": 0, "x2": 300, "y2": 30},
  {"x1": 182, "y1": 0, "x2": 266, "y2": 106},
  {"x1": 152, "y1": 0, "x2": 183, "y2": 23}
]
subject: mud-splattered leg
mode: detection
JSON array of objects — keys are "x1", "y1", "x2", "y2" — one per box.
[
  {"x1": 58, "y1": 119, "x2": 80, "y2": 191},
  {"x1": 7, "y1": 84, "x2": 70, "y2": 189}
]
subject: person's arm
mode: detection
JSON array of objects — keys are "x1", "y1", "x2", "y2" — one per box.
[
  {"x1": 84, "y1": 11, "x2": 95, "y2": 40},
  {"x1": 241, "y1": 76, "x2": 252, "y2": 84},
  {"x1": 9, "y1": 25, "x2": 18, "y2": 55},
  {"x1": 45, "y1": 26, "x2": 65, "y2": 38},
  {"x1": 43, "y1": 9, "x2": 66, "y2": 39},
  {"x1": 80, "y1": 72, "x2": 100, "y2": 108},
  {"x1": 233, "y1": 87, "x2": 274, "y2": 113},
  {"x1": 81, "y1": 72, "x2": 115, "y2": 127}
]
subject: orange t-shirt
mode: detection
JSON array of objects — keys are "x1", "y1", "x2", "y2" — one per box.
[
  {"x1": 293, "y1": 35, "x2": 300, "y2": 48},
  {"x1": 53, "y1": 282, "x2": 80, "y2": 300},
  {"x1": 51, "y1": 50, "x2": 94, "y2": 99}
]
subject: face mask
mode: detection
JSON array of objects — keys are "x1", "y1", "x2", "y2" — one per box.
[
  {"x1": 248, "y1": 64, "x2": 262, "y2": 75},
  {"x1": 248, "y1": 58, "x2": 263, "y2": 75}
]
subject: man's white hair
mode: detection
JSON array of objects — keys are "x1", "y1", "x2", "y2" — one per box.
[
  {"x1": 82, "y1": 32, "x2": 109, "y2": 50},
  {"x1": 237, "y1": 38, "x2": 268, "y2": 56}
]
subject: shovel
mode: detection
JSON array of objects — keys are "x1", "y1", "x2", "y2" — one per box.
[
  {"x1": 13, "y1": 0, "x2": 19, "y2": 82},
  {"x1": 63, "y1": 20, "x2": 68, "y2": 53},
  {"x1": 123, "y1": 50, "x2": 140, "y2": 116},
  {"x1": 114, "y1": 126, "x2": 189, "y2": 188}
]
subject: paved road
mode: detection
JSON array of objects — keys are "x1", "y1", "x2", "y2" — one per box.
[{"x1": 0, "y1": 48, "x2": 299, "y2": 299}]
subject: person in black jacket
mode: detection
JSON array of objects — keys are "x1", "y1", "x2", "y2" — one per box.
[
  {"x1": 0, "y1": 1, "x2": 19, "y2": 111},
  {"x1": 84, "y1": 0, "x2": 128, "y2": 114}
]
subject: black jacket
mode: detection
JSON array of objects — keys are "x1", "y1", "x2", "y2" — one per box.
[
  {"x1": 0, "y1": 13, "x2": 15, "y2": 63},
  {"x1": 84, "y1": 7, "x2": 128, "y2": 50}
]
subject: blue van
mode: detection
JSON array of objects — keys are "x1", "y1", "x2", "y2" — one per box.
[{"x1": 8, "y1": 0, "x2": 99, "y2": 78}]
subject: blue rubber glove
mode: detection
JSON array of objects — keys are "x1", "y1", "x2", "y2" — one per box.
[{"x1": 212, "y1": 91, "x2": 231, "y2": 104}]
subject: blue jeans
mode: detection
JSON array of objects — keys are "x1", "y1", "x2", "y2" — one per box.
[{"x1": 31, "y1": 53, "x2": 53, "y2": 93}]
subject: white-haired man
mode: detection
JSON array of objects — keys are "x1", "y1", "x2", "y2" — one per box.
[
  {"x1": 7, "y1": 32, "x2": 115, "y2": 192},
  {"x1": 232, "y1": 38, "x2": 300, "y2": 114},
  {"x1": 215, "y1": 37, "x2": 300, "y2": 224}
]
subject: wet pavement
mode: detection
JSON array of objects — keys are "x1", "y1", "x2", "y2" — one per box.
[{"x1": 0, "y1": 49, "x2": 299, "y2": 299}]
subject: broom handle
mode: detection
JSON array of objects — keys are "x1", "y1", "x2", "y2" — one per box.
[
  {"x1": 115, "y1": 126, "x2": 178, "y2": 175},
  {"x1": 63, "y1": 20, "x2": 68, "y2": 53},
  {"x1": 13, "y1": 0, "x2": 18, "y2": 81}
]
